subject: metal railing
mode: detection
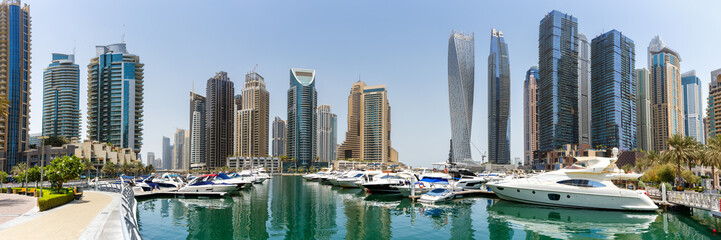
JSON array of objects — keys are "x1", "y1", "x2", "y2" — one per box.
[
  {"x1": 648, "y1": 187, "x2": 721, "y2": 212},
  {"x1": 118, "y1": 179, "x2": 143, "y2": 240}
]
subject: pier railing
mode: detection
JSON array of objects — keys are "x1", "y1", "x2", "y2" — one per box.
[
  {"x1": 119, "y1": 179, "x2": 143, "y2": 240},
  {"x1": 648, "y1": 188, "x2": 721, "y2": 212}
]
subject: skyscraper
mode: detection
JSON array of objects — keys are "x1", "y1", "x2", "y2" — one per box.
[
  {"x1": 635, "y1": 68, "x2": 653, "y2": 151},
  {"x1": 87, "y1": 43, "x2": 144, "y2": 153},
  {"x1": 272, "y1": 117, "x2": 286, "y2": 157},
  {"x1": 590, "y1": 30, "x2": 636, "y2": 150},
  {"x1": 162, "y1": 136, "x2": 172, "y2": 170},
  {"x1": 523, "y1": 66, "x2": 539, "y2": 166},
  {"x1": 538, "y1": 10, "x2": 579, "y2": 151},
  {"x1": 337, "y1": 81, "x2": 366, "y2": 160},
  {"x1": 488, "y1": 28, "x2": 510, "y2": 165},
  {"x1": 43, "y1": 53, "x2": 80, "y2": 139},
  {"x1": 234, "y1": 71, "x2": 270, "y2": 157},
  {"x1": 448, "y1": 30, "x2": 474, "y2": 164},
  {"x1": 709, "y1": 69, "x2": 721, "y2": 138},
  {"x1": 0, "y1": 0, "x2": 30, "y2": 172},
  {"x1": 206, "y1": 71, "x2": 234, "y2": 169},
  {"x1": 682, "y1": 71, "x2": 704, "y2": 143},
  {"x1": 648, "y1": 36, "x2": 683, "y2": 151},
  {"x1": 287, "y1": 68, "x2": 317, "y2": 167},
  {"x1": 189, "y1": 91, "x2": 206, "y2": 169},
  {"x1": 362, "y1": 85, "x2": 396, "y2": 163},
  {"x1": 577, "y1": 33, "x2": 592, "y2": 146},
  {"x1": 146, "y1": 152, "x2": 155, "y2": 166},
  {"x1": 173, "y1": 128, "x2": 189, "y2": 170},
  {"x1": 316, "y1": 105, "x2": 337, "y2": 162}
]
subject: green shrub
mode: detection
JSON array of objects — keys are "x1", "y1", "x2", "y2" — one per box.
[{"x1": 37, "y1": 188, "x2": 74, "y2": 211}]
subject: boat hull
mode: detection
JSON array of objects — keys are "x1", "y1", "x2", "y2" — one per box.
[
  {"x1": 362, "y1": 183, "x2": 401, "y2": 194},
  {"x1": 487, "y1": 184, "x2": 658, "y2": 211}
]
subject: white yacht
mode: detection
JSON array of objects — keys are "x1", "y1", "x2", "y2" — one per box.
[
  {"x1": 395, "y1": 172, "x2": 452, "y2": 197},
  {"x1": 178, "y1": 174, "x2": 237, "y2": 193},
  {"x1": 151, "y1": 173, "x2": 185, "y2": 188},
  {"x1": 361, "y1": 172, "x2": 418, "y2": 194},
  {"x1": 486, "y1": 149, "x2": 657, "y2": 211},
  {"x1": 253, "y1": 168, "x2": 272, "y2": 182},
  {"x1": 213, "y1": 172, "x2": 252, "y2": 189},
  {"x1": 418, "y1": 188, "x2": 455, "y2": 203},
  {"x1": 337, "y1": 171, "x2": 381, "y2": 188}
]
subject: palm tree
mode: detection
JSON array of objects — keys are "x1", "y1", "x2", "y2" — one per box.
[
  {"x1": 145, "y1": 165, "x2": 155, "y2": 175},
  {"x1": 664, "y1": 134, "x2": 701, "y2": 187},
  {"x1": 119, "y1": 162, "x2": 132, "y2": 175},
  {"x1": 704, "y1": 135, "x2": 721, "y2": 190},
  {"x1": 11, "y1": 164, "x2": 28, "y2": 187},
  {"x1": 133, "y1": 162, "x2": 144, "y2": 176},
  {"x1": 82, "y1": 159, "x2": 95, "y2": 180}
]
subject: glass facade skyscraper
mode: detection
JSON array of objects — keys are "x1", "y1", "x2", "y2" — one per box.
[
  {"x1": 0, "y1": 0, "x2": 30, "y2": 172},
  {"x1": 523, "y1": 66, "x2": 539, "y2": 166},
  {"x1": 205, "y1": 71, "x2": 234, "y2": 169},
  {"x1": 635, "y1": 68, "x2": 653, "y2": 151},
  {"x1": 87, "y1": 43, "x2": 144, "y2": 153},
  {"x1": 272, "y1": 117, "x2": 286, "y2": 157},
  {"x1": 488, "y1": 28, "x2": 510, "y2": 164},
  {"x1": 577, "y1": 33, "x2": 592, "y2": 146},
  {"x1": 538, "y1": 10, "x2": 579, "y2": 152},
  {"x1": 316, "y1": 105, "x2": 336, "y2": 162},
  {"x1": 648, "y1": 36, "x2": 684, "y2": 151},
  {"x1": 189, "y1": 91, "x2": 206, "y2": 169},
  {"x1": 43, "y1": 53, "x2": 79, "y2": 139},
  {"x1": 287, "y1": 68, "x2": 317, "y2": 167},
  {"x1": 681, "y1": 70, "x2": 704, "y2": 143},
  {"x1": 590, "y1": 30, "x2": 636, "y2": 150},
  {"x1": 448, "y1": 30, "x2": 474, "y2": 164}
]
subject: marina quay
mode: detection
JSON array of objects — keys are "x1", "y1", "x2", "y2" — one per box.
[{"x1": 2, "y1": 0, "x2": 721, "y2": 239}]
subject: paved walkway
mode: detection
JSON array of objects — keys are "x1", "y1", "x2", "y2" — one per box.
[
  {"x1": 0, "y1": 191, "x2": 114, "y2": 240},
  {"x1": 0, "y1": 194, "x2": 38, "y2": 224}
]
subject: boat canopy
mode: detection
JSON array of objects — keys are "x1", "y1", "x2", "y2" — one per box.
[
  {"x1": 426, "y1": 188, "x2": 451, "y2": 196},
  {"x1": 420, "y1": 177, "x2": 449, "y2": 184},
  {"x1": 217, "y1": 173, "x2": 232, "y2": 180}
]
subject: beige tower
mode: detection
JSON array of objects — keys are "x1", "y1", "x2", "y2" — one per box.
[
  {"x1": 708, "y1": 69, "x2": 721, "y2": 138},
  {"x1": 523, "y1": 66, "x2": 539, "y2": 166},
  {"x1": 648, "y1": 36, "x2": 684, "y2": 152},
  {"x1": 338, "y1": 81, "x2": 397, "y2": 163},
  {"x1": 234, "y1": 72, "x2": 270, "y2": 157}
]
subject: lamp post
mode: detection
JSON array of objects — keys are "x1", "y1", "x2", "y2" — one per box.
[{"x1": 37, "y1": 136, "x2": 49, "y2": 197}]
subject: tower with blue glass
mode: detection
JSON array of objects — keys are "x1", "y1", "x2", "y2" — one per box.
[
  {"x1": 681, "y1": 70, "x2": 704, "y2": 143},
  {"x1": 43, "y1": 53, "x2": 80, "y2": 140},
  {"x1": 287, "y1": 68, "x2": 317, "y2": 167},
  {"x1": 87, "y1": 43, "x2": 144, "y2": 154},
  {"x1": 0, "y1": 0, "x2": 30, "y2": 172},
  {"x1": 488, "y1": 28, "x2": 510, "y2": 164},
  {"x1": 590, "y1": 30, "x2": 636, "y2": 150},
  {"x1": 538, "y1": 10, "x2": 579, "y2": 151}
]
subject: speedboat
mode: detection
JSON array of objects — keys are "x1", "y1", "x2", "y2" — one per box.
[
  {"x1": 213, "y1": 172, "x2": 252, "y2": 189},
  {"x1": 447, "y1": 169, "x2": 486, "y2": 190},
  {"x1": 178, "y1": 174, "x2": 237, "y2": 193},
  {"x1": 486, "y1": 148, "x2": 658, "y2": 211},
  {"x1": 337, "y1": 171, "x2": 381, "y2": 188},
  {"x1": 418, "y1": 188, "x2": 455, "y2": 203},
  {"x1": 361, "y1": 172, "x2": 418, "y2": 194},
  {"x1": 253, "y1": 168, "x2": 272, "y2": 182},
  {"x1": 396, "y1": 172, "x2": 452, "y2": 197},
  {"x1": 151, "y1": 173, "x2": 185, "y2": 188},
  {"x1": 330, "y1": 171, "x2": 362, "y2": 186}
]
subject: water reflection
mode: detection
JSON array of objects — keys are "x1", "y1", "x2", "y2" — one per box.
[{"x1": 136, "y1": 176, "x2": 721, "y2": 240}]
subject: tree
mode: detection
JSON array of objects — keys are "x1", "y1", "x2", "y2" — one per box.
[
  {"x1": 44, "y1": 135, "x2": 69, "y2": 147},
  {"x1": 664, "y1": 135, "x2": 700, "y2": 187},
  {"x1": 27, "y1": 166, "x2": 41, "y2": 188},
  {"x1": 0, "y1": 171, "x2": 7, "y2": 189},
  {"x1": 133, "y1": 162, "x2": 144, "y2": 176},
  {"x1": 82, "y1": 159, "x2": 95, "y2": 179},
  {"x1": 621, "y1": 164, "x2": 633, "y2": 173},
  {"x1": 102, "y1": 163, "x2": 118, "y2": 178},
  {"x1": 635, "y1": 150, "x2": 663, "y2": 172},
  {"x1": 45, "y1": 156, "x2": 84, "y2": 190},
  {"x1": 11, "y1": 164, "x2": 28, "y2": 187},
  {"x1": 145, "y1": 165, "x2": 155, "y2": 175},
  {"x1": 704, "y1": 135, "x2": 721, "y2": 190},
  {"x1": 657, "y1": 164, "x2": 676, "y2": 184},
  {"x1": 119, "y1": 162, "x2": 132, "y2": 175}
]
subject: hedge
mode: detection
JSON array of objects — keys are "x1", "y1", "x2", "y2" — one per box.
[{"x1": 37, "y1": 188, "x2": 75, "y2": 211}]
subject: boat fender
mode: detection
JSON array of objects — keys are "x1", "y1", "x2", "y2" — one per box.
[{"x1": 419, "y1": 182, "x2": 425, "y2": 189}]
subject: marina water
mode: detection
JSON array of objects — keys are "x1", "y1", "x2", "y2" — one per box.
[{"x1": 137, "y1": 176, "x2": 721, "y2": 239}]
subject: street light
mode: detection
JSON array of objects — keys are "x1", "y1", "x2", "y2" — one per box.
[{"x1": 37, "y1": 136, "x2": 49, "y2": 198}]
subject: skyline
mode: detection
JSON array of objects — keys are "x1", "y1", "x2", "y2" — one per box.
[{"x1": 23, "y1": 0, "x2": 721, "y2": 167}]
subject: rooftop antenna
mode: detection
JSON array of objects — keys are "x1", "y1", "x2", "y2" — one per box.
[
  {"x1": 121, "y1": 24, "x2": 126, "y2": 43},
  {"x1": 73, "y1": 40, "x2": 76, "y2": 55},
  {"x1": 252, "y1": 64, "x2": 258, "y2": 74}
]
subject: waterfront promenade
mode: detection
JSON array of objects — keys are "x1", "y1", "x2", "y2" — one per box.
[{"x1": 0, "y1": 191, "x2": 122, "y2": 240}]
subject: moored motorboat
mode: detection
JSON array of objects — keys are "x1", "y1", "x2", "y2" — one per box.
[
  {"x1": 361, "y1": 172, "x2": 417, "y2": 194},
  {"x1": 178, "y1": 174, "x2": 237, "y2": 193},
  {"x1": 213, "y1": 172, "x2": 252, "y2": 189},
  {"x1": 418, "y1": 188, "x2": 455, "y2": 203}
]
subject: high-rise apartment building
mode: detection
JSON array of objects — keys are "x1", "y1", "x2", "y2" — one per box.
[
  {"x1": 523, "y1": 66, "x2": 539, "y2": 166},
  {"x1": 590, "y1": 30, "x2": 636, "y2": 150},
  {"x1": 681, "y1": 70, "x2": 704, "y2": 143},
  {"x1": 234, "y1": 72, "x2": 269, "y2": 157},
  {"x1": 316, "y1": 105, "x2": 337, "y2": 162},
  {"x1": 488, "y1": 28, "x2": 510, "y2": 165},
  {"x1": 648, "y1": 36, "x2": 684, "y2": 151},
  {"x1": 173, "y1": 129, "x2": 189, "y2": 170},
  {"x1": 87, "y1": 43, "x2": 144, "y2": 153},
  {"x1": 635, "y1": 68, "x2": 653, "y2": 151},
  {"x1": 189, "y1": 91, "x2": 206, "y2": 169},
  {"x1": 538, "y1": 10, "x2": 579, "y2": 151},
  {"x1": 338, "y1": 81, "x2": 397, "y2": 163},
  {"x1": 709, "y1": 69, "x2": 721, "y2": 138},
  {"x1": 162, "y1": 136, "x2": 172, "y2": 170},
  {"x1": 43, "y1": 53, "x2": 80, "y2": 139},
  {"x1": 206, "y1": 71, "x2": 234, "y2": 169},
  {"x1": 577, "y1": 33, "x2": 592, "y2": 146},
  {"x1": 146, "y1": 152, "x2": 155, "y2": 166},
  {"x1": 448, "y1": 30, "x2": 474, "y2": 164},
  {"x1": 272, "y1": 117, "x2": 286, "y2": 157},
  {"x1": 0, "y1": 0, "x2": 31, "y2": 172},
  {"x1": 337, "y1": 81, "x2": 366, "y2": 160},
  {"x1": 287, "y1": 68, "x2": 317, "y2": 167}
]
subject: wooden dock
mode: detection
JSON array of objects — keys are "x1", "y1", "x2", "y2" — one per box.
[{"x1": 134, "y1": 189, "x2": 227, "y2": 198}]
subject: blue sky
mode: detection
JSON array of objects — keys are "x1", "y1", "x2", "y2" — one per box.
[{"x1": 25, "y1": 0, "x2": 721, "y2": 167}]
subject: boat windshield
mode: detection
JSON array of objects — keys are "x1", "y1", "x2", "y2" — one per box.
[
  {"x1": 380, "y1": 175, "x2": 394, "y2": 179},
  {"x1": 426, "y1": 188, "x2": 450, "y2": 196},
  {"x1": 353, "y1": 173, "x2": 364, "y2": 178},
  {"x1": 557, "y1": 179, "x2": 605, "y2": 188},
  {"x1": 420, "y1": 177, "x2": 449, "y2": 184}
]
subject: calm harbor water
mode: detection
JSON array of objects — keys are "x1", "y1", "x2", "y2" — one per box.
[{"x1": 137, "y1": 175, "x2": 721, "y2": 239}]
